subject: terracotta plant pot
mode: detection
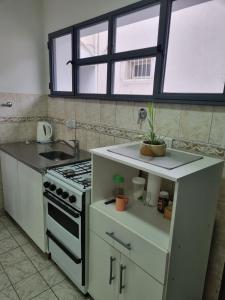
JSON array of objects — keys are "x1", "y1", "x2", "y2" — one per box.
[{"x1": 140, "y1": 141, "x2": 166, "y2": 157}]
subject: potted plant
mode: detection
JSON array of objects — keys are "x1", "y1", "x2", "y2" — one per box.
[{"x1": 140, "y1": 103, "x2": 166, "y2": 157}]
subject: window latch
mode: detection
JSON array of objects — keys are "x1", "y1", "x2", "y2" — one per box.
[{"x1": 66, "y1": 60, "x2": 73, "y2": 65}]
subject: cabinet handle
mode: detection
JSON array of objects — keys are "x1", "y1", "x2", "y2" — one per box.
[
  {"x1": 119, "y1": 264, "x2": 126, "y2": 294},
  {"x1": 109, "y1": 256, "x2": 116, "y2": 285},
  {"x1": 105, "y1": 232, "x2": 131, "y2": 250}
]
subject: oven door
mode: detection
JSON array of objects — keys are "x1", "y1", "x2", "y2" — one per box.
[{"x1": 44, "y1": 191, "x2": 82, "y2": 258}]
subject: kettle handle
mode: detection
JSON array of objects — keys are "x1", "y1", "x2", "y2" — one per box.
[{"x1": 44, "y1": 123, "x2": 52, "y2": 139}]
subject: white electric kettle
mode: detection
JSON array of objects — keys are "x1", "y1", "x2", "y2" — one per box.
[{"x1": 37, "y1": 121, "x2": 53, "y2": 143}]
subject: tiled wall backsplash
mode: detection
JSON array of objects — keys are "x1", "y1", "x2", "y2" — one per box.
[
  {"x1": 48, "y1": 98, "x2": 225, "y2": 157},
  {"x1": 0, "y1": 94, "x2": 225, "y2": 299}
]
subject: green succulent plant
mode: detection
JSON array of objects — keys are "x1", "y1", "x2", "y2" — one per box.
[{"x1": 144, "y1": 103, "x2": 165, "y2": 145}]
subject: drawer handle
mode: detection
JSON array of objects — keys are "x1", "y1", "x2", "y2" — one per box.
[
  {"x1": 109, "y1": 256, "x2": 116, "y2": 285},
  {"x1": 106, "y1": 232, "x2": 131, "y2": 250},
  {"x1": 119, "y1": 264, "x2": 126, "y2": 294}
]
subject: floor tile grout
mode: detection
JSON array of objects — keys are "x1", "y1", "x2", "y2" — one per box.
[
  {"x1": 21, "y1": 245, "x2": 61, "y2": 299},
  {"x1": 0, "y1": 259, "x2": 23, "y2": 300}
]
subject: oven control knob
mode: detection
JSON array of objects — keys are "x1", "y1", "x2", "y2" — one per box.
[
  {"x1": 49, "y1": 184, "x2": 56, "y2": 191},
  {"x1": 62, "y1": 192, "x2": 69, "y2": 199},
  {"x1": 56, "y1": 188, "x2": 63, "y2": 196},
  {"x1": 69, "y1": 195, "x2": 76, "y2": 203},
  {"x1": 43, "y1": 181, "x2": 50, "y2": 188}
]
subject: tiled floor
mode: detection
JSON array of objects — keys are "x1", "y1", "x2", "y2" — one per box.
[{"x1": 0, "y1": 214, "x2": 91, "y2": 300}]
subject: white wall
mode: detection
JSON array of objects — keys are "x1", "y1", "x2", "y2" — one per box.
[
  {"x1": 0, "y1": 0, "x2": 46, "y2": 94},
  {"x1": 43, "y1": 0, "x2": 140, "y2": 34}
]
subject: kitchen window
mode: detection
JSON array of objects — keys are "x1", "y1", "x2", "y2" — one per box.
[
  {"x1": 49, "y1": 28, "x2": 74, "y2": 95},
  {"x1": 48, "y1": 0, "x2": 225, "y2": 105},
  {"x1": 162, "y1": 0, "x2": 225, "y2": 103}
]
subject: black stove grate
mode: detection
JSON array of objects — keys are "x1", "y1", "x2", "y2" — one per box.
[{"x1": 50, "y1": 161, "x2": 92, "y2": 189}]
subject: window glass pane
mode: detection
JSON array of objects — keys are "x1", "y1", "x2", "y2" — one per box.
[
  {"x1": 78, "y1": 64, "x2": 107, "y2": 94},
  {"x1": 53, "y1": 34, "x2": 72, "y2": 92},
  {"x1": 115, "y1": 4, "x2": 160, "y2": 53},
  {"x1": 113, "y1": 57, "x2": 156, "y2": 95},
  {"x1": 163, "y1": 0, "x2": 225, "y2": 94},
  {"x1": 79, "y1": 22, "x2": 108, "y2": 58}
]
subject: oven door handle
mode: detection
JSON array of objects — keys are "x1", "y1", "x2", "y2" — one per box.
[
  {"x1": 46, "y1": 230, "x2": 82, "y2": 264},
  {"x1": 43, "y1": 191, "x2": 80, "y2": 219}
]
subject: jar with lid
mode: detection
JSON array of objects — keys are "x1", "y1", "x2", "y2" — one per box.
[
  {"x1": 157, "y1": 191, "x2": 169, "y2": 213},
  {"x1": 112, "y1": 175, "x2": 125, "y2": 197},
  {"x1": 132, "y1": 177, "x2": 146, "y2": 201}
]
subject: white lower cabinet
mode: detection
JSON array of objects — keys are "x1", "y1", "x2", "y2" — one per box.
[
  {"x1": 89, "y1": 231, "x2": 164, "y2": 300},
  {"x1": 0, "y1": 152, "x2": 19, "y2": 220},
  {"x1": 119, "y1": 255, "x2": 163, "y2": 300},
  {"x1": 89, "y1": 232, "x2": 120, "y2": 300},
  {"x1": 1, "y1": 152, "x2": 46, "y2": 252},
  {"x1": 17, "y1": 161, "x2": 46, "y2": 251}
]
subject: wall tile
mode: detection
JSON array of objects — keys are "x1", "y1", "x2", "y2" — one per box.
[
  {"x1": 76, "y1": 129, "x2": 87, "y2": 151},
  {"x1": 155, "y1": 104, "x2": 181, "y2": 138},
  {"x1": 74, "y1": 99, "x2": 86, "y2": 123},
  {"x1": 115, "y1": 101, "x2": 135, "y2": 130},
  {"x1": 17, "y1": 122, "x2": 37, "y2": 142},
  {"x1": 86, "y1": 131, "x2": 100, "y2": 150},
  {"x1": 99, "y1": 134, "x2": 115, "y2": 147},
  {"x1": 114, "y1": 137, "x2": 131, "y2": 145},
  {"x1": 100, "y1": 101, "x2": 116, "y2": 126},
  {"x1": 86, "y1": 100, "x2": 100, "y2": 124},
  {"x1": 64, "y1": 127, "x2": 75, "y2": 141},
  {"x1": 209, "y1": 107, "x2": 225, "y2": 146},
  {"x1": 52, "y1": 123, "x2": 64, "y2": 140},
  {"x1": 14, "y1": 94, "x2": 44, "y2": 117},
  {"x1": 48, "y1": 98, "x2": 65, "y2": 119},
  {"x1": 34, "y1": 95, "x2": 48, "y2": 117},
  {"x1": 179, "y1": 105, "x2": 213, "y2": 143},
  {"x1": 0, "y1": 124, "x2": 19, "y2": 144},
  {"x1": 64, "y1": 99, "x2": 75, "y2": 120}
]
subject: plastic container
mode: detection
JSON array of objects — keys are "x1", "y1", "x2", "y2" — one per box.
[
  {"x1": 145, "y1": 174, "x2": 162, "y2": 206},
  {"x1": 132, "y1": 177, "x2": 146, "y2": 200},
  {"x1": 112, "y1": 175, "x2": 125, "y2": 197}
]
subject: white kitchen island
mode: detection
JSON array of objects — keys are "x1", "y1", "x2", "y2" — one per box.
[{"x1": 88, "y1": 143, "x2": 224, "y2": 300}]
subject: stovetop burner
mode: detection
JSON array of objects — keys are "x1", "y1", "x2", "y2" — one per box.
[
  {"x1": 63, "y1": 169, "x2": 76, "y2": 178},
  {"x1": 48, "y1": 160, "x2": 92, "y2": 190}
]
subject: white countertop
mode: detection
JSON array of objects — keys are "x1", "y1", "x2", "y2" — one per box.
[{"x1": 91, "y1": 142, "x2": 224, "y2": 181}]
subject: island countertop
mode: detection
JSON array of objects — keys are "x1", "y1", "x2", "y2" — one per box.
[{"x1": 0, "y1": 141, "x2": 91, "y2": 173}]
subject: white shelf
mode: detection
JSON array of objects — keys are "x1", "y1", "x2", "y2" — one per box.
[
  {"x1": 91, "y1": 142, "x2": 223, "y2": 181},
  {"x1": 91, "y1": 199, "x2": 170, "y2": 251}
]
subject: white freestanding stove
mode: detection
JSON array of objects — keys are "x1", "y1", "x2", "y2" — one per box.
[{"x1": 43, "y1": 160, "x2": 91, "y2": 294}]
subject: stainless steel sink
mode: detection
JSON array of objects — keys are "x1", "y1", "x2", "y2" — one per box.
[{"x1": 39, "y1": 151, "x2": 74, "y2": 161}]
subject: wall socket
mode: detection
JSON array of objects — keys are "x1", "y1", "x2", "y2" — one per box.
[{"x1": 66, "y1": 119, "x2": 77, "y2": 129}]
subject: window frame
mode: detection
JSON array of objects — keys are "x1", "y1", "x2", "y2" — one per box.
[
  {"x1": 48, "y1": 0, "x2": 225, "y2": 105},
  {"x1": 48, "y1": 26, "x2": 75, "y2": 97}
]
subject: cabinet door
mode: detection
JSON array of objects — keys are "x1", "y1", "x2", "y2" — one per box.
[
  {"x1": 0, "y1": 152, "x2": 18, "y2": 220},
  {"x1": 18, "y1": 162, "x2": 46, "y2": 251},
  {"x1": 89, "y1": 231, "x2": 120, "y2": 300},
  {"x1": 119, "y1": 255, "x2": 164, "y2": 300}
]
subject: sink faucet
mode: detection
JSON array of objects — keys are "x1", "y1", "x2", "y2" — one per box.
[{"x1": 56, "y1": 139, "x2": 80, "y2": 156}]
